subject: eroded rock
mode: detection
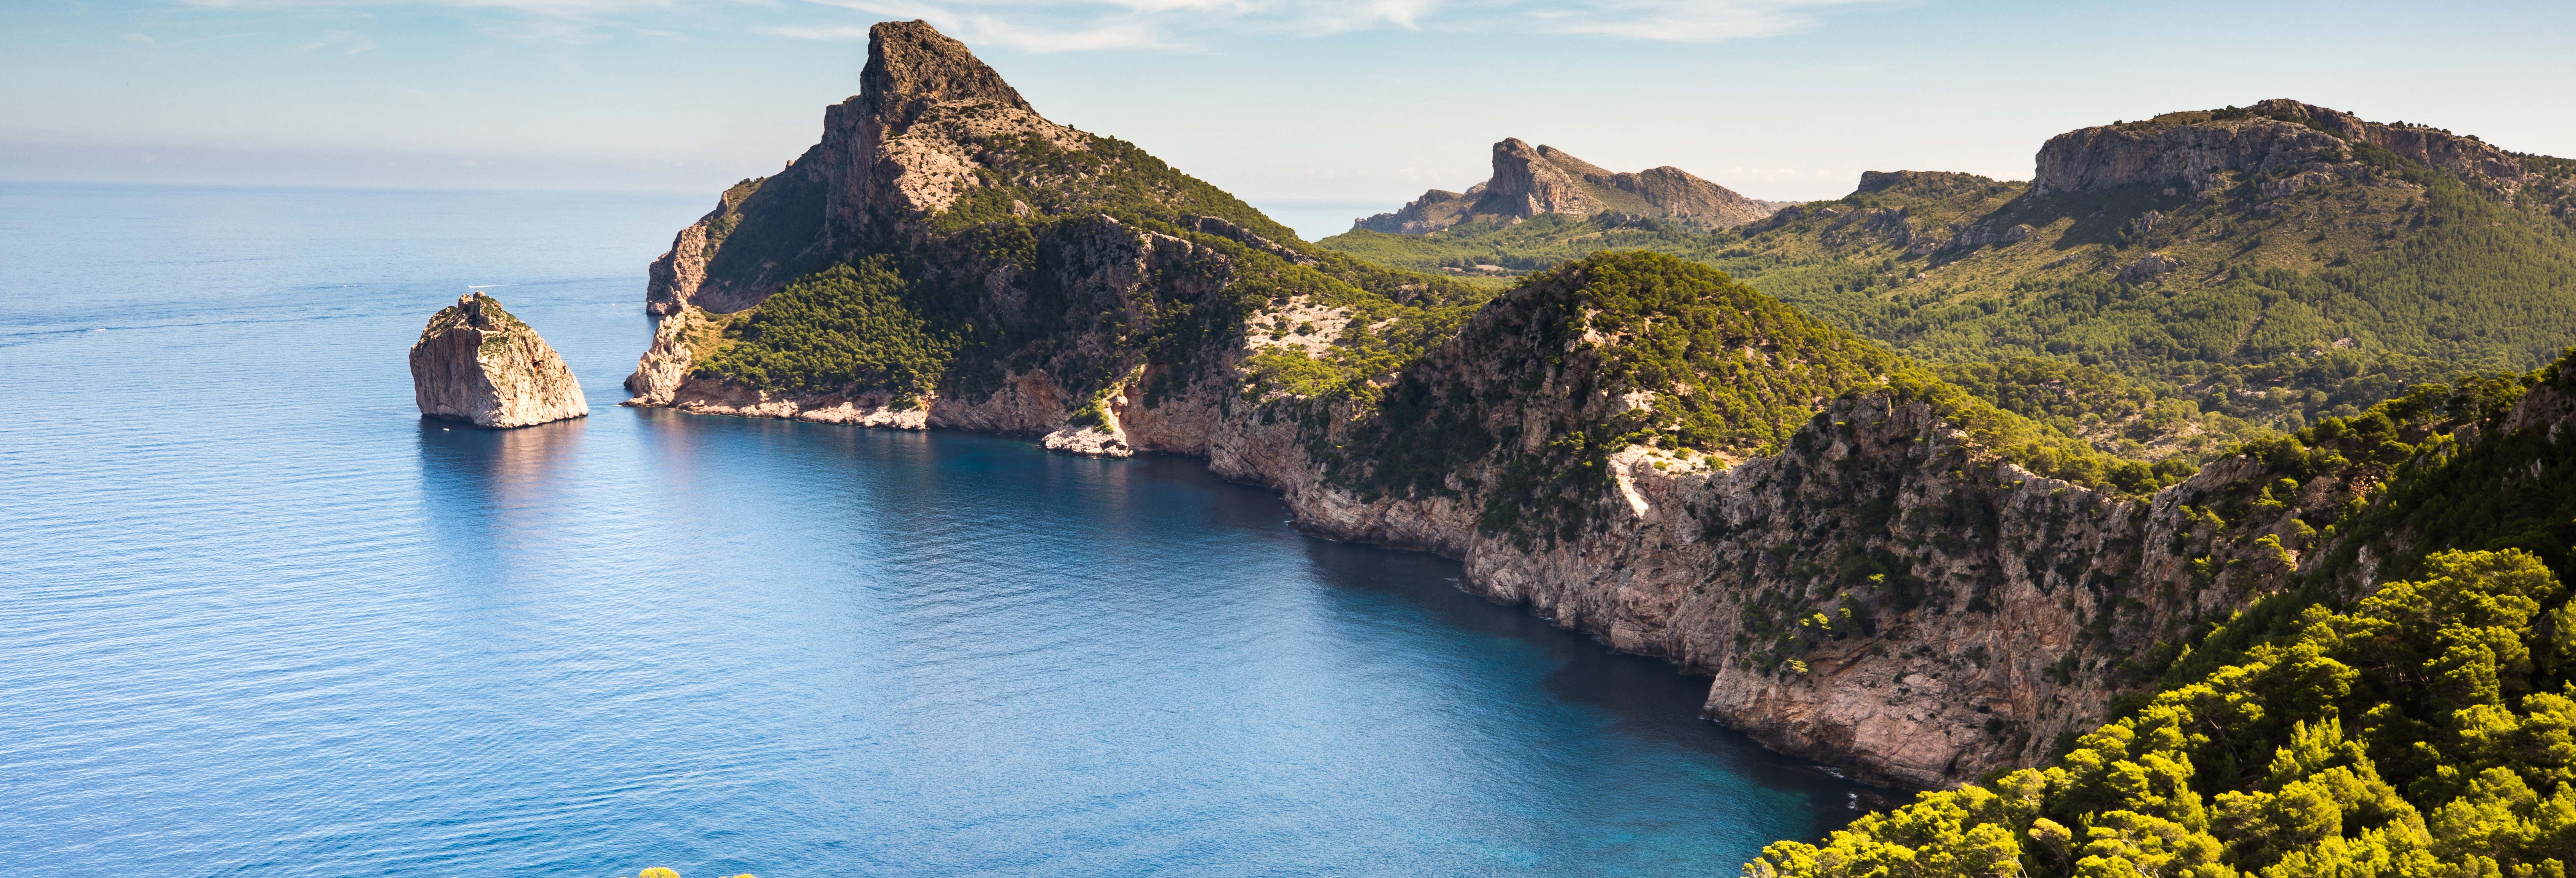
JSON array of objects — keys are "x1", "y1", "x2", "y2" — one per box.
[{"x1": 411, "y1": 292, "x2": 588, "y2": 428}]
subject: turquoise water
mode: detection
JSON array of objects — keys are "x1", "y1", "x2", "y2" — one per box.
[{"x1": 0, "y1": 182, "x2": 1860, "y2": 876}]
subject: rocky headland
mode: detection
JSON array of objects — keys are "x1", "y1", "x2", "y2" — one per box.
[
  {"x1": 412, "y1": 292, "x2": 588, "y2": 428},
  {"x1": 618, "y1": 21, "x2": 2576, "y2": 794}
]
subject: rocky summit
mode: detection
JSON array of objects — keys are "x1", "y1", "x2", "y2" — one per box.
[
  {"x1": 411, "y1": 292, "x2": 587, "y2": 428},
  {"x1": 1352, "y1": 138, "x2": 1780, "y2": 234}
]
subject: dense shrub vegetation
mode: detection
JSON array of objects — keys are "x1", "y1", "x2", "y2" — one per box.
[
  {"x1": 693, "y1": 259, "x2": 956, "y2": 404},
  {"x1": 1750, "y1": 352, "x2": 2576, "y2": 876},
  {"x1": 1319, "y1": 115, "x2": 2576, "y2": 453},
  {"x1": 1329, "y1": 253, "x2": 2192, "y2": 546},
  {"x1": 1752, "y1": 549, "x2": 2574, "y2": 878}
]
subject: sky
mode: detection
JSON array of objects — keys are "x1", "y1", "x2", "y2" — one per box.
[{"x1": 7, "y1": 0, "x2": 2574, "y2": 231}]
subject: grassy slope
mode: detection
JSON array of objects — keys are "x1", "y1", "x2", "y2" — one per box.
[
  {"x1": 1327, "y1": 253, "x2": 2186, "y2": 553},
  {"x1": 1319, "y1": 112, "x2": 2576, "y2": 461}
]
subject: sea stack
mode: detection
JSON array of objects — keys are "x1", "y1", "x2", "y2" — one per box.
[{"x1": 410, "y1": 292, "x2": 588, "y2": 428}]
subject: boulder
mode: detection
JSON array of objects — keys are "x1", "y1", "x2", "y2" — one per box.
[
  {"x1": 2118, "y1": 252, "x2": 2187, "y2": 283},
  {"x1": 410, "y1": 292, "x2": 588, "y2": 428}
]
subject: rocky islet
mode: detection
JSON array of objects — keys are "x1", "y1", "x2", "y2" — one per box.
[{"x1": 411, "y1": 291, "x2": 588, "y2": 428}]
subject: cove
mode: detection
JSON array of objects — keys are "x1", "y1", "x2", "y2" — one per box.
[{"x1": 0, "y1": 182, "x2": 1861, "y2": 876}]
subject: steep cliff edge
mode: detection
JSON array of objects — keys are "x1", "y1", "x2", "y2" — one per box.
[
  {"x1": 2032, "y1": 98, "x2": 2530, "y2": 197},
  {"x1": 1353, "y1": 138, "x2": 1778, "y2": 234},
  {"x1": 412, "y1": 292, "x2": 588, "y2": 428},
  {"x1": 1751, "y1": 360, "x2": 2576, "y2": 877},
  {"x1": 620, "y1": 21, "x2": 2546, "y2": 792},
  {"x1": 1201, "y1": 254, "x2": 2364, "y2": 786}
]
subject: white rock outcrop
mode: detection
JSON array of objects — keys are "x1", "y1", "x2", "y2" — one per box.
[{"x1": 411, "y1": 292, "x2": 589, "y2": 428}]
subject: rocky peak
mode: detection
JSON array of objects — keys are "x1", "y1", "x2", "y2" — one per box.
[
  {"x1": 854, "y1": 20, "x2": 1033, "y2": 135},
  {"x1": 642, "y1": 20, "x2": 1094, "y2": 320},
  {"x1": 1475, "y1": 138, "x2": 1602, "y2": 218},
  {"x1": 1354, "y1": 139, "x2": 1777, "y2": 234},
  {"x1": 2244, "y1": 98, "x2": 2526, "y2": 184},
  {"x1": 2032, "y1": 99, "x2": 2527, "y2": 197}
]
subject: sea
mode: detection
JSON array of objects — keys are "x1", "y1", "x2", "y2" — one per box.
[{"x1": 0, "y1": 181, "x2": 1861, "y2": 877}]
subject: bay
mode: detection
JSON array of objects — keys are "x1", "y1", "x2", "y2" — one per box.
[{"x1": 0, "y1": 182, "x2": 1860, "y2": 877}]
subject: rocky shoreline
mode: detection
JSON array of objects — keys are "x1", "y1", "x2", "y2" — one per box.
[{"x1": 625, "y1": 325, "x2": 2352, "y2": 789}]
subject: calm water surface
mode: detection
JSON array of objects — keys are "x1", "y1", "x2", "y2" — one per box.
[{"x1": 0, "y1": 182, "x2": 1860, "y2": 876}]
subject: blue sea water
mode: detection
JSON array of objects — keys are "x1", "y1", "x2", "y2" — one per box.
[{"x1": 0, "y1": 182, "x2": 1860, "y2": 877}]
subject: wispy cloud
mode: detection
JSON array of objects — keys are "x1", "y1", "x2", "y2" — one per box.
[
  {"x1": 767, "y1": 0, "x2": 1878, "y2": 51},
  {"x1": 177, "y1": 0, "x2": 1882, "y2": 49},
  {"x1": 774, "y1": 0, "x2": 1183, "y2": 51},
  {"x1": 1528, "y1": 0, "x2": 1878, "y2": 41}
]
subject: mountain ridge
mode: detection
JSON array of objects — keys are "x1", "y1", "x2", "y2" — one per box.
[
  {"x1": 1321, "y1": 99, "x2": 2576, "y2": 453},
  {"x1": 1352, "y1": 138, "x2": 1779, "y2": 235}
]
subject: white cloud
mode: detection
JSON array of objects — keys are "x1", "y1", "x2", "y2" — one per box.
[
  {"x1": 778, "y1": 0, "x2": 1878, "y2": 50},
  {"x1": 1521, "y1": 0, "x2": 1875, "y2": 41},
  {"x1": 179, "y1": 0, "x2": 1881, "y2": 49},
  {"x1": 782, "y1": 0, "x2": 1183, "y2": 51}
]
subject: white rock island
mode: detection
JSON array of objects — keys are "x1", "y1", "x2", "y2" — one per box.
[{"x1": 409, "y1": 292, "x2": 588, "y2": 428}]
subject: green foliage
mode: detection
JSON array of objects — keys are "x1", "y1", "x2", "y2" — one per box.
[
  {"x1": 1750, "y1": 548, "x2": 2576, "y2": 878},
  {"x1": 1756, "y1": 349, "x2": 2576, "y2": 876},
  {"x1": 1319, "y1": 213, "x2": 1750, "y2": 277},
  {"x1": 2302, "y1": 364, "x2": 2572, "y2": 590},
  {"x1": 1320, "y1": 117, "x2": 2576, "y2": 447},
  {"x1": 1556, "y1": 251, "x2": 1904, "y2": 454},
  {"x1": 1334, "y1": 253, "x2": 2178, "y2": 546},
  {"x1": 935, "y1": 132, "x2": 1302, "y2": 245},
  {"x1": 1878, "y1": 368, "x2": 2195, "y2": 496},
  {"x1": 693, "y1": 259, "x2": 956, "y2": 403},
  {"x1": 1933, "y1": 358, "x2": 2264, "y2": 459}
]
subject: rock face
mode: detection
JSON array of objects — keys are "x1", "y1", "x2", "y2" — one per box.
[
  {"x1": 1354, "y1": 138, "x2": 1778, "y2": 233},
  {"x1": 634, "y1": 20, "x2": 1079, "y2": 322},
  {"x1": 1169, "y1": 268, "x2": 2354, "y2": 787},
  {"x1": 411, "y1": 292, "x2": 588, "y2": 428},
  {"x1": 2032, "y1": 98, "x2": 2528, "y2": 197}
]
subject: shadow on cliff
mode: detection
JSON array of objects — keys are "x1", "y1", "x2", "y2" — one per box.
[{"x1": 1291, "y1": 535, "x2": 1889, "y2": 808}]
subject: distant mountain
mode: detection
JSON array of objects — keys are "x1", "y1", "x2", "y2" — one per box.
[
  {"x1": 1323, "y1": 100, "x2": 2576, "y2": 449},
  {"x1": 1352, "y1": 138, "x2": 1779, "y2": 235}
]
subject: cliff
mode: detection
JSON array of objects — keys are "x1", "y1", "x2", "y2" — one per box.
[
  {"x1": 2032, "y1": 98, "x2": 2531, "y2": 197},
  {"x1": 1751, "y1": 362, "x2": 2576, "y2": 877},
  {"x1": 1352, "y1": 138, "x2": 1777, "y2": 234},
  {"x1": 1205, "y1": 255, "x2": 2360, "y2": 786},
  {"x1": 411, "y1": 292, "x2": 588, "y2": 429},
  {"x1": 621, "y1": 22, "x2": 2533, "y2": 792}
]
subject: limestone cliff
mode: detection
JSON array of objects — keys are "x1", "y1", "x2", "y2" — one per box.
[
  {"x1": 2032, "y1": 98, "x2": 2530, "y2": 197},
  {"x1": 1354, "y1": 138, "x2": 1777, "y2": 233},
  {"x1": 622, "y1": 21, "x2": 2484, "y2": 791},
  {"x1": 1192, "y1": 258, "x2": 2360, "y2": 786},
  {"x1": 412, "y1": 292, "x2": 588, "y2": 428}
]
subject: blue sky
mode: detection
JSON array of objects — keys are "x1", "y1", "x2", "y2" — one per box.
[{"x1": 7, "y1": 0, "x2": 2572, "y2": 221}]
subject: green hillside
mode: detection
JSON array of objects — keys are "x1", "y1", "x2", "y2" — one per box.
[
  {"x1": 1325, "y1": 253, "x2": 2189, "y2": 553},
  {"x1": 1321, "y1": 105, "x2": 2576, "y2": 455},
  {"x1": 1752, "y1": 353, "x2": 2576, "y2": 878}
]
